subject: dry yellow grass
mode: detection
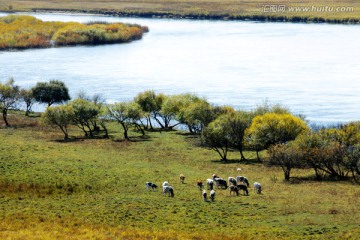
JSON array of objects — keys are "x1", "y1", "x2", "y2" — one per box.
[{"x1": 1, "y1": 0, "x2": 359, "y2": 22}]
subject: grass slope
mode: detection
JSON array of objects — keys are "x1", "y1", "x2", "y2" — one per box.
[
  {"x1": 1, "y1": 0, "x2": 360, "y2": 23},
  {"x1": 0, "y1": 113, "x2": 359, "y2": 239}
]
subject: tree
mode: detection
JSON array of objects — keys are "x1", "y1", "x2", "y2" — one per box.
[
  {"x1": 246, "y1": 113, "x2": 309, "y2": 161},
  {"x1": 181, "y1": 99, "x2": 213, "y2": 133},
  {"x1": 268, "y1": 143, "x2": 304, "y2": 181},
  {"x1": 293, "y1": 132, "x2": 326, "y2": 180},
  {"x1": 32, "y1": 80, "x2": 70, "y2": 106},
  {"x1": 223, "y1": 111, "x2": 253, "y2": 161},
  {"x1": 202, "y1": 117, "x2": 232, "y2": 161},
  {"x1": 70, "y1": 98, "x2": 100, "y2": 137},
  {"x1": 0, "y1": 78, "x2": 20, "y2": 127},
  {"x1": 341, "y1": 121, "x2": 360, "y2": 147},
  {"x1": 157, "y1": 94, "x2": 182, "y2": 129},
  {"x1": 294, "y1": 131, "x2": 349, "y2": 180},
  {"x1": 107, "y1": 102, "x2": 144, "y2": 140},
  {"x1": 76, "y1": 91, "x2": 106, "y2": 134},
  {"x1": 346, "y1": 145, "x2": 360, "y2": 183},
  {"x1": 19, "y1": 88, "x2": 35, "y2": 116},
  {"x1": 41, "y1": 104, "x2": 74, "y2": 140},
  {"x1": 252, "y1": 101, "x2": 290, "y2": 116},
  {"x1": 134, "y1": 90, "x2": 162, "y2": 130}
]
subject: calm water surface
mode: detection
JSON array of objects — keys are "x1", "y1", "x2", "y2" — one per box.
[{"x1": 1, "y1": 13, "x2": 359, "y2": 123}]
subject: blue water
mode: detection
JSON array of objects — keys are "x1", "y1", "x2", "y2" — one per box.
[{"x1": 1, "y1": 12, "x2": 359, "y2": 123}]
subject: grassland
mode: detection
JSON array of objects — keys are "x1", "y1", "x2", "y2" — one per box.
[
  {"x1": 0, "y1": 0, "x2": 359, "y2": 23},
  {"x1": 0, "y1": 112, "x2": 359, "y2": 239}
]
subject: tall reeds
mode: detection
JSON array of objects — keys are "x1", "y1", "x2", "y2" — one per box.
[{"x1": 0, "y1": 15, "x2": 147, "y2": 50}]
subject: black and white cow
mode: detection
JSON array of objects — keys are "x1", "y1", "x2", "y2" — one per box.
[
  {"x1": 236, "y1": 176, "x2": 249, "y2": 187},
  {"x1": 237, "y1": 184, "x2": 249, "y2": 196},
  {"x1": 229, "y1": 185, "x2": 239, "y2": 196},
  {"x1": 228, "y1": 177, "x2": 237, "y2": 186},
  {"x1": 202, "y1": 190, "x2": 207, "y2": 201},
  {"x1": 207, "y1": 179, "x2": 214, "y2": 190},
  {"x1": 145, "y1": 182, "x2": 158, "y2": 191},
  {"x1": 210, "y1": 190, "x2": 216, "y2": 201},
  {"x1": 163, "y1": 186, "x2": 174, "y2": 197},
  {"x1": 214, "y1": 178, "x2": 228, "y2": 189}
]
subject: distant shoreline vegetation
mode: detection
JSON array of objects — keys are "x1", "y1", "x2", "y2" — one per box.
[
  {"x1": 0, "y1": 15, "x2": 149, "y2": 50},
  {"x1": 2, "y1": 7, "x2": 360, "y2": 24},
  {"x1": 33, "y1": 9, "x2": 360, "y2": 24}
]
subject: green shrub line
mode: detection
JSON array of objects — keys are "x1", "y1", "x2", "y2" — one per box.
[{"x1": 1, "y1": 79, "x2": 360, "y2": 184}]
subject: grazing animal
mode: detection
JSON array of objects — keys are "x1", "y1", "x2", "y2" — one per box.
[
  {"x1": 215, "y1": 178, "x2": 228, "y2": 189},
  {"x1": 197, "y1": 180, "x2": 204, "y2": 191},
  {"x1": 163, "y1": 186, "x2": 174, "y2": 197},
  {"x1": 179, "y1": 174, "x2": 185, "y2": 184},
  {"x1": 162, "y1": 181, "x2": 169, "y2": 188},
  {"x1": 202, "y1": 190, "x2": 207, "y2": 201},
  {"x1": 207, "y1": 179, "x2": 214, "y2": 190},
  {"x1": 212, "y1": 174, "x2": 219, "y2": 180},
  {"x1": 237, "y1": 184, "x2": 249, "y2": 196},
  {"x1": 145, "y1": 182, "x2": 158, "y2": 191},
  {"x1": 254, "y1": 182, "x2": 262, "y2": 194},
  {"x1": 236, "y1": 176, "x2": 249, "y2": 187},
  {"x1": 210, "y1": 190, "x2": 216, "y2": 201},
  {"x1": 229, "y1": 185, "x2": 239, "y2": 196},
  {"x1": 228, "y1": 177, "x2": 237, "y2": 186}
]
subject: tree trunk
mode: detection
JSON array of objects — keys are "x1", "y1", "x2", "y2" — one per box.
[
  {"x1": 148, "y1": 116, "x2": 153, "y2": 130},
  {"x1": 25, "y1": 102, "x2": 32, "y2": 117},
  {"x1": 102, "y1": 124, "x2": 109, "y2": 138},
  {"x1": 120, "y1": 122, "x2": 129, "y2": 140},
  {"x1": 59, "y1": 126, "x2": 68, "y2": 140},
  {"x1": 135, "y1": 123, "x2": 145, "y2": 136},
  {"x1": 2, "y1": 109, "x2": 9, "y2": 127},
  {"x1": 187, "y1": 125, "x2": 194, "y2": 134},
  {"x1": 284, "y1": 170, "x2": 290, "y2": 181},
  {"x1": 153, "y1": 116, "x2": 164, "y2": 129},
  {"x1": 238, "y1": 146, "x2": 246, "y2": 161},
  {"x1": 256, "y1": 149, "x2": 261, "y2": 162}
]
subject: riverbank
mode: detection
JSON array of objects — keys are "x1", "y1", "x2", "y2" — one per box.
[{"x1": 1, "y1": 0, "x2": 360, "y2": 24}]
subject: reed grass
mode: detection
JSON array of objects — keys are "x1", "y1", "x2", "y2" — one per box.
[{"x1": 0, "y1": 15, "x2": 147, "y2": 50}]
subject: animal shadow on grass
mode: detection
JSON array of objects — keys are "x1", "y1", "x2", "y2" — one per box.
[
  {"x1": 128, "y1": 134, "x2": 152, "y2": 142},
  {"x1": 175, "y1": 131, "x2": 199, "y2": 138},
  {"x1": 285, "y1": 175, "x2": 355, "y2": 184},
  {"x1": 210, "y1": 158, "x2": 260, "y2": 165},
  {"x1": 52, "y1": 134, "x2": 111, "y2": 143},
  {"x1": 52, "y1": 138, "x2": 86, "y2": 143}
]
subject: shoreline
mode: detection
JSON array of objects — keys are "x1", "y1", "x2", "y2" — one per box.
[{"x1": 3, "y1": 8, "x2": 360, "y2": 24}]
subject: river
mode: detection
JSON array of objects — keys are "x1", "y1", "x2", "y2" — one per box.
[{"x1": 0, "y1": 12, "x2": 359, "y2": 124}]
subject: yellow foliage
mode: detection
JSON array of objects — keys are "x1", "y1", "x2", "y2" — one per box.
[{"x1": 0, "y1": 15, "x2": 146, "y2": 49}]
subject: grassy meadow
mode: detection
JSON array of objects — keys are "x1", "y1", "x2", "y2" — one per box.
[
  {"x1": 0, "y1": 0, "x2": 360, "y2": 23},
  {"x1": 0, "y1": 112, "x2": 359, "y2": 239}
]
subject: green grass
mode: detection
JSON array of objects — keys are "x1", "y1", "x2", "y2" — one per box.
[
  {"x1": 1, "y1": 0, "x2": 360, "y2": 23},
  {"x1": 1, "y1": 113, "x2": 360, "y2": 239}
]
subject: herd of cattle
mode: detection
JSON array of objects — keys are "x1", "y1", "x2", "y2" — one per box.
[{"x1": 146, "y1": 174, "x2": 262, "y2": 201}]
